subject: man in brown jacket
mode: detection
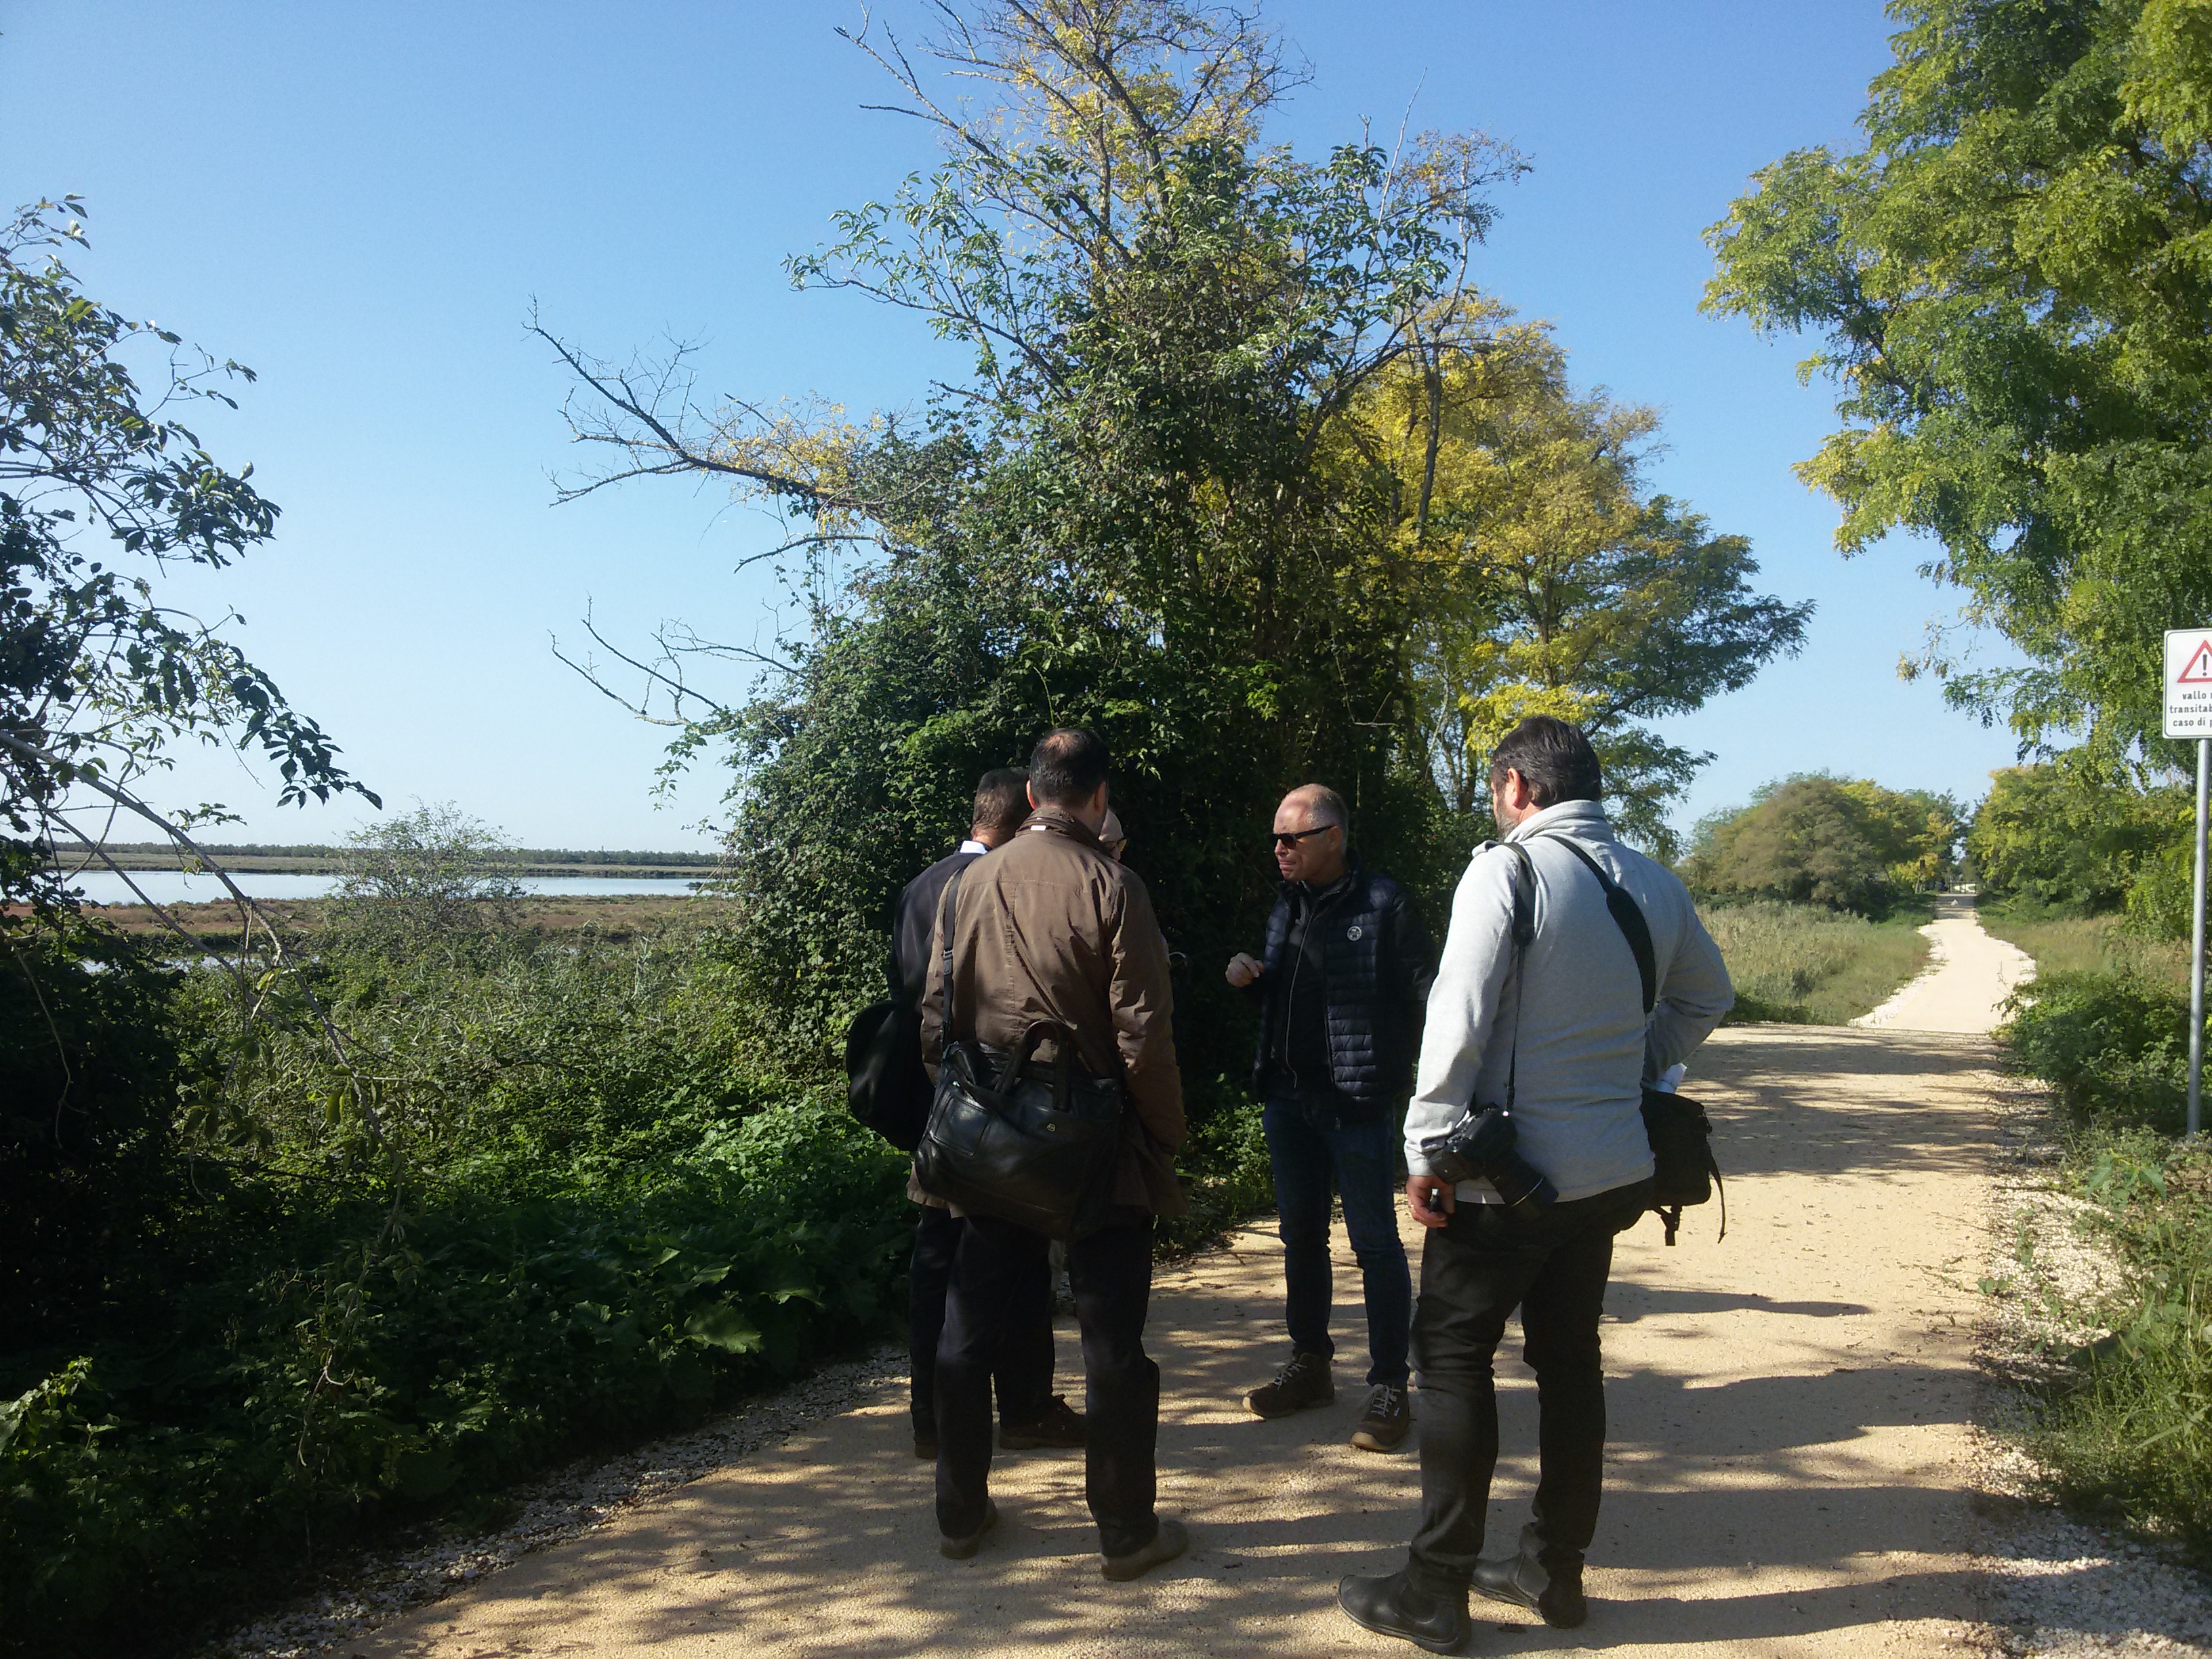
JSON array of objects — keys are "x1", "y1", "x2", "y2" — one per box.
[{"x1": 920, "y1": 727, "x2": 1190, "y2": 1580}]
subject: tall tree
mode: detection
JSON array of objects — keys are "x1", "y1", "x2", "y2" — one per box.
[
  {"x1": 1706, "y1": 0, "x2": 2212, "y2": 775},
  {"x1": 1, "y1": 198, "x2": 375, "y2": 914},
  {"x1": 545, "y1": 1, "x2": 1807, "y2": 1067},
  {"x1": 1337, "y1": 316, "x2": 1811, "y2": 850}
]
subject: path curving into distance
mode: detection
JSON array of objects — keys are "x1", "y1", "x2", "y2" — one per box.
[{"x1": 342, "y1": 903, "x2": 2034, "y2": 1657}]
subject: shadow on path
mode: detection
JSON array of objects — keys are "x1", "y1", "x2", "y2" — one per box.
[{"x1": 350, "y1": 1025, "x2": 1998, "y2": 1657}]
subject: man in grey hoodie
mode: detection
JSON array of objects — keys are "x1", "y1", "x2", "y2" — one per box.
[{"x1": 1338, "y1": 716, "x2": 1734, "y2": 1654}]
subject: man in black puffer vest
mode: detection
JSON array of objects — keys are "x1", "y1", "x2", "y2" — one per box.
[{"x1": 1226, "y1": 784, "x2": 1435, "y2": 1452}]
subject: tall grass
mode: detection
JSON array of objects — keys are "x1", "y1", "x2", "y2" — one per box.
[
  {"x1": 2031, "y1": 1131, "x2": 2212, "y2": 1555},
  {"x1": 1698, "y1": 899, "x2": 1935, "y2": 1026},
  {"x1": 1993, "y1": 913, "x2": 2212, "y2": 1554},
  {"x1": 1978, "y1": 900, "x2": 2188, "y2": 989}
]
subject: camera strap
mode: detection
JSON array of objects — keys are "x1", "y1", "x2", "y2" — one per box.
[{"x1": 1496, "y1": 842, "x2": 1538, "y2": 1110}]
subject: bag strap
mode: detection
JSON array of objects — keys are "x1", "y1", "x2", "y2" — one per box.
[
  {"x1": 1497, "y1": 842, "x2": 1536, "y2": 1110},
  {"x1": 933, "y1": 859, "x2": 1120, "y2": 1112},
  {"x1": 1536, "y1": 834, "x2": 1657, "y2": 1016},
  {"x1": 935, "y1": 861, "x2": 970, "y2": 1047}
]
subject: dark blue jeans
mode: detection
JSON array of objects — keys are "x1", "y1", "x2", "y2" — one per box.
[{"x1": 1263, "y1": 1092, "x2": 1412, "y2": 1387}]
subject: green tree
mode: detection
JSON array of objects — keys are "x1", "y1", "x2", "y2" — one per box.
[
  {"x1": 325, "y1": 802, "x2": 526, "y2": 958},
  {"x1": 0, "y1": 199, "x2": 374, "y2": 915},
  {"x1": 1339, "y1": 321, "x2": 1811, "y2": 850},
  {"x1": 1704, "y1": 0, "x2": 2212, "y2": 774},
  {"x1": 543, "y1": 1, "x2": 1809, "y2": 1069},
  {"x1": 1687, "y1": 774, "x2": 1959, "y2": 915},
  {"x1": 1967, "y1": 763, "x2": 2181, "y2": 909}
]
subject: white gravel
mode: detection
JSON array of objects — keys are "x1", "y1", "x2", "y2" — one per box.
[
  {"x1": 201, "y1": 1343, "x2": 910, "y2": 1658},
  {"x1": 1969, "y1": 1076, "x2": 2212, "y2": 1657}
]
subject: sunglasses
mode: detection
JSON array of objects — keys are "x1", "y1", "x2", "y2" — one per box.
[{"x1": 1271, "y1": 825, "x2": 1334, "y2": 851}]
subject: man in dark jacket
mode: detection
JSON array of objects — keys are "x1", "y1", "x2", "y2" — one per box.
[
  {"x1": 1225, "y1": 784, "x2": 1435, "y2": 1452},
  {"x1": 919, "y1": 728, "x2": 1189, "y2": 1580},
  {"x1": 893, "y1": 768, "x2": 1083, "y2": 1462}
]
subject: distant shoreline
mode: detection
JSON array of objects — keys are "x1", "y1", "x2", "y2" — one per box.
[{"x1": 42, "y1": 843, "x2": 722, "y2": 881}]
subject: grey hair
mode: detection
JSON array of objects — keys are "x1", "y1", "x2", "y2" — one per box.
[{"x1": 1284, "y1": 783, "x2": 1349, "y2": 834}]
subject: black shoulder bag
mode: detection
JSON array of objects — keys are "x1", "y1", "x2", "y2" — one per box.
[
  {"x1": 844, "y1": 996, "x2": 930, "y2": 1152},
  {"x1": 910, "y1": 865, "x2": 1128, "y2": 1242},
  {"x1": 1536, "y1": 836, "x2": 1726, "y2": 1247}
]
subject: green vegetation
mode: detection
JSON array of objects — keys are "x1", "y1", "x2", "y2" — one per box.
[
  {"x1": 1706, "y1": 0, "x2": 2212, "y2": 777},
  {"x1": 1698, "y1": 899, "x2": 1933, "y2": 1027},
  {"x1": 541, "y1": 2, "x2": 1807, "y2": 1078},
  {"x1": 1978, "y1": 901, "x2": 2188, "y2": 989},
  {"x1": 1969, "y1": 766, "x2": 2194, "y2": 938},
  {"x1": 1685, "y1": 775, "x2": 1959, "y2": 916},
  {"x1": 1992, "y1": 909, "x2": 2211, "y2": 1551},
  {"x1": 2025, "y1": 1130, "x2": 2212, "y2": 1556}
]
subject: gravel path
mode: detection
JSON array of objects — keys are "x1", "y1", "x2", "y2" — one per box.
[
  {"x1": 205, "y1": 1348, "x2": 912, "y2": 1658},
  {"x1": 205, "y1": 895, "x2": 2212, "y2": 1656}
]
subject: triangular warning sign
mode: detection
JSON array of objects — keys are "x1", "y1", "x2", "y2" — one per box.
[{"x1": 2180, "y1": 640, "x2": 2212, "y2": 684}]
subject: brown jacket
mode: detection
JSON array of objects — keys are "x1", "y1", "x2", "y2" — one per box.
[{"x1": 920, "y1": 805, "x2": 1187, "y2": 1218}]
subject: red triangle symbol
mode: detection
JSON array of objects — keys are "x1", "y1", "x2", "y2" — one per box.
[{"x1": 2182, "y1": 641, "x2": 2212, "y2": 684}]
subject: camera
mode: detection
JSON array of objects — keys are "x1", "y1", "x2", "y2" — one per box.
[{"x1": 1418, "y1": 1105, "x2": 1557, "y2": 1210}]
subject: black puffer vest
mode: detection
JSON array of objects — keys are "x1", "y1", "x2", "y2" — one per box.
[{"x1": 1251, "y1": 861, "x2": 1433, "y2": 1115}]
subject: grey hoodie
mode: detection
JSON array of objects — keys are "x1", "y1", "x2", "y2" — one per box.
[{"x1": 1404, "y1": 799, "x2": 1734, "y2": 1204}]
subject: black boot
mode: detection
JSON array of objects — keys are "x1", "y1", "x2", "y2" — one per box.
[
  {"x1": 1472, "y1": 1521, "x2": 1587, "y2": 1629},
  {"x1": 1336, "y1": 1567, "x2": 1470, "y2": 1654}
]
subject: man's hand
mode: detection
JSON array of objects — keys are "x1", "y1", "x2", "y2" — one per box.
[
  {"x1": 1406, "y1": 1174, "x2": 1456, "y2": 1229},
  {"x1": 1225, "y1": 951, "x2": 1265, "y2": 989}
]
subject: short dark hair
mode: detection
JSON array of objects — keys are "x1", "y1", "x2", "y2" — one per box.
[
  {"x1": 1488, "y1": 716, "x2": 1603, "y2": 808},
  {"x1": 971, "y1": 767, "x2": 1030, "y2": 842},
  {"x1": 1029, "y1": 728, "x2": 1110, "y2": 805}
]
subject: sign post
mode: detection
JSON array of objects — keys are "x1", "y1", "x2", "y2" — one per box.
[{"x1": 2163, "y1": 628, "x2": 2212, "y2": 1137}]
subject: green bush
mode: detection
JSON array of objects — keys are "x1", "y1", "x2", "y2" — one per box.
[
  {"x1": 2001, "y1": 970, "x2": 2196, "y2": 1133},
  {"x1": 1, "y1": 1091, "x2": 910, "y2": 1656},
  {"x1": 1968, "y1": 764, "x2": 2187, "y2": 922},
  {"x1": 2030, "y1": 1132, "x2": 2212, "y2": 1555}
]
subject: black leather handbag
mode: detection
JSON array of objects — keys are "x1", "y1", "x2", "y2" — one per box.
[{"x1": 911, "y1": 867, "x2": 1128, "y2": 1242}]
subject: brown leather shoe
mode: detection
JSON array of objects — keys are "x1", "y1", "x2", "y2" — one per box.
[
  {"x1": 1101, "y1": 1517, "x2": 1189, "y2": 1582},
  {"x1": 1246, "y1": 1350, "x2": 1332, "y2": 1418},
  {"x1": 1000, "y1": 1393, "x2": 1086, "y2": 1450},
  {"x1": 1350, "y1": 1383, "x2": 1412, "y2": 1452}
]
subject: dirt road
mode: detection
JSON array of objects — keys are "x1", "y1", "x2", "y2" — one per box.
[{"x1": 351, "y1": 905, "x2": 2024, "y2": 1657}]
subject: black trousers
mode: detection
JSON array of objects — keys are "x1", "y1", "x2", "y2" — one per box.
[
  {"x1": 908, "y1": 1206, "x2": 1054, "y2": 1436},
  {"x1": 1407, "y1": 1178, "x2": 1654, "y2": 1593},
  {"x1": 935, "y1": 1210, "x2": 1160, "y2": 1558}
]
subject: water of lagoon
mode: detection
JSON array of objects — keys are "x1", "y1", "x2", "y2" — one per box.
[{"x1": 56, "y1": 870, "x2": 708, "y2": 906}]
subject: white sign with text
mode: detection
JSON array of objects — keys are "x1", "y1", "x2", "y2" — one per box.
[{"x1": 2167, "y1": 628, "x2": 2212, "y2": 739}]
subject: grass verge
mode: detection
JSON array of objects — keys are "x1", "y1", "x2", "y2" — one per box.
[
  {"x1": 1978, "y1": 899, "x2": 2188, "y2": 989},
  {"x1": 1698, "y1": 898, "x2": 1936, "y2": 1026},
  {"x1": 2013, "y1": 1124, "x2": 2212, "y2": 1556},
  {"x1": 1991, "y1": 914, "x2": 2212, "y2": 1557}
]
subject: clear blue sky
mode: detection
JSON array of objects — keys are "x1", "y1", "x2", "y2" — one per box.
[{"x1": 0, "y1": 1, "x2": 2021, "y2": 853}]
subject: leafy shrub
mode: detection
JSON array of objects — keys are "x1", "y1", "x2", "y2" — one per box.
[
  {"x1": 2001, "y1": 970, "x2": 2195, "y2": 1133},
  {"x1": 2031, "y1": 1134, "x2": 2212, "y2": 1554},
  {"x1": 1, "y1": 1094, "x2": 908, "y2": 1656},
  {"x1": 1968, "y1": 764, "x2": 2187, "y2": 921}
]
